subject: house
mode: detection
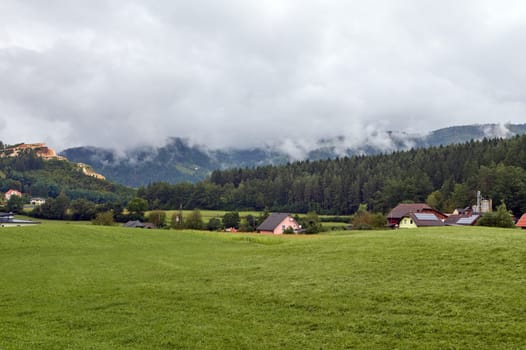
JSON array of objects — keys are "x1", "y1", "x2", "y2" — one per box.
[
  {"x1": 4, "y1": 189, "x2": 22, "y2": 201},
  {"x1": 452, "y1": 207, "x2": 473, "y2": 216},
  {"x1": 123, "y1": 220, "x2": 155, "y2": 229},
  {"x1": 0, "y1": 212, "x2": 40, "y2": 227},
  {"x1": 257, "y1": 213, "x2": 301, "y2": 234},
  {"x1": 445, "y1": 214, "x2": 480, "y2": 226},
  {"x1": 387, "y1": 203, "x2": 446, "y2": 227},
  {"x1": 399, "y1": 212, "x2": 445, "y2": 228},
  {"x1": 30, "y1": 197, "x2": 46, "y2": 206},
  {"x1": 516, "y1": 214, "x2": 526, "y2": 229}
]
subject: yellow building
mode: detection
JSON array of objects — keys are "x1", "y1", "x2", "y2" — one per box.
[{"x1": 399, "y1": 212, "x2": 444, "y2": 228}]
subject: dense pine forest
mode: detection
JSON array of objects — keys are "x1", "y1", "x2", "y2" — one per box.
[{"x1": 138, "y1": 135, "x2": 526, "y2": 216}]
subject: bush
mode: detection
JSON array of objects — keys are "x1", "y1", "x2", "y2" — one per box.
[
  {"x1": 92, "y1": 211, "x2": 115, "y2": 226},
  {"x1": 222, "y1": 211, "x2": 240, "y2": 229},
  {"x1": 351, "y1": 204, "x2": 386, "y2": 230},
  {"x1": 477, "y1": 202, "x2": 514, "y2": 228},
  {"x1": 148, "y1": 211, "x2": 167, "y2": 228},
  {"x1": 185, "y1": 209, "x2": 204, "y2": 230},
  {"x1": 283, "y1": 226, "x2": 295, "y2": 234},
  {"x1": 170, "y1": 211, "x2": 184, "y2": 229},
  {"x1": 207, "y1": 217, "x2": 223, "y2": 231},
  {"x1": 300, "y1": 211, "x2": 323, "y2": 234}
]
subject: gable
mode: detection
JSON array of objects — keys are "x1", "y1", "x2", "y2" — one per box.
[
  {"x1": 257, "y1": 213, "x2": 290, "y2": 231},
  {"x1": 516, "y1": 214, "x2": 526, "y2": 228}
]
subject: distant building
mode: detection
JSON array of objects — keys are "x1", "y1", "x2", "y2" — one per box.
[
  {"x1": 30, "y1": 197, "x2": 46, "y2": 206},
  {"x1": 399, "y1": 212, "x2": 445, "y2": 228},
  {"x1": 4, "y1": 189, "x2": 22, "y2": 201},
  {"x1": 387, "y1": 203, "x2": 446, "y2": 228},
  {"x1": 472, "y1": 191, "x2": 492, "y2": 213},
  {"x1": 123, "y1": 220, "x2": 155, "y2": 229},
  {"x1": 445, "y1": 214, "x2": 481, "y2": 226},
  {"x1": 257, "y1": 213, "x2": 302, "y2": 234}
]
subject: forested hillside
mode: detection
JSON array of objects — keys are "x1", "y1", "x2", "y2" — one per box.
[
  {"x1": 138, "y1": 135, "x2": 526, "y2": 216},
  {"x1": 0, "y1": 149, "x2": 135, "y2": 203}
]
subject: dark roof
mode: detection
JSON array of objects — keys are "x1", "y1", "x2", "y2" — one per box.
[
  {"x1": 516, "y1": 214, "x2": 526, "y2": 228},
  {"x1": 257, "y1": 213, "x2": 290, "y2": 231},
  {"x1": 456, "y1": 215, "x2": 480, "y2": 225},
  {"x1": 408, "y1": 212, "x2": 444, "y2": 227},
  {"x1": 123, "y1": 220, "x2": 146, "y2": 228},
  {"x1": 387, "y1": 203, "x2": 432, "y2": 219},
  {"x1": 445, "y1": 214, "x2": 462, "y2": 225},
  {"x1": 445, "y1": 214, "x2": 480, "y2": 226}
]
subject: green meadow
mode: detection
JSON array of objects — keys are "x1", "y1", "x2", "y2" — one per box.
[{"x1": 1, "y1": 223, "x2": 525, "y2": 349}]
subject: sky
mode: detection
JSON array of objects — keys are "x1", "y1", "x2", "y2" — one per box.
[{"x1": 1, "y1": 0, "x2": 526, "y2": 152}]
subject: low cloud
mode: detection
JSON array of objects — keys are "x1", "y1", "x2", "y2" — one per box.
[{"x1": 1, "y1": 1, "x2": 526, "y2": 153}]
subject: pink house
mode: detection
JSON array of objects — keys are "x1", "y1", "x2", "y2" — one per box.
[
  {"x1": 257, "y1": 213, "x2": 301, "y2": 234},
  {"x1": 5, "y1": 189, "x2": 22, "y2": 201}
]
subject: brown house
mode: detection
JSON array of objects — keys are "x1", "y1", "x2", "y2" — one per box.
[{"x1": 257, "y1": 213, "x2": 301, "y2": 234}]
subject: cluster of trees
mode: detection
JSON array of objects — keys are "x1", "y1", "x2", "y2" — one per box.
[
  {"x1": 137, "y1": 135, "x2": 526, "y2": 217},
  {"x1": 27, "y1": 193, "x2": 136, "y2": 222},
  {"x1": 158, "y1": 209, "x2": 268, "y2": 232},
  {"x1": 144, "y1": 209, "x2": 325, "y2": 233}
]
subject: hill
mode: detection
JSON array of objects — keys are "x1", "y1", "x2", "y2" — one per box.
[
  {"x1": 1, "y1": 224, "x2": 525, "y2": 349},
  {"x1": 61, "y1": 123, "x2": 526, "y2": 187},
  {"x1": 0, "y1": 143, "x2": 134, "y2": 203}
]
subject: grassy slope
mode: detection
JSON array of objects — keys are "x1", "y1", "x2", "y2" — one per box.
[{"x1": 1, "y1": 224, "x2": 525, "y2": 349}]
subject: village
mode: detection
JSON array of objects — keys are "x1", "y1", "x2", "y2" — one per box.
[{"x1": 2, "y1": 185, "x2": 526, "y2": 232}]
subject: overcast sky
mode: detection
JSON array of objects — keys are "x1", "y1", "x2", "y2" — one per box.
[{"x1": 1, "y1": 0, "x2": 525, "y2": 152}]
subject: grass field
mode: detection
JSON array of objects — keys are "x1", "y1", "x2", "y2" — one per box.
[{"x1": 1, "y1": 224, "x2": 525, "y2": 349}]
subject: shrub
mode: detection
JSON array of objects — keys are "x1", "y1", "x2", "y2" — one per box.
[
  {"x1": 148, "y1": 211, "x2": 167, "y2": 228},
  {"x1": 283, "y1": 226, "x2": 295, "y2": 234},
  {"x1": 185, "y1": 209, "x2": 204, "y2": 230},
  {"x1": 92, "y1": 211, "x2": 115, "y2": 226},
  {"x1": 477, "y1": 202, "x2": 514, "y2": 228},
  {"x1": 207, "y1": 217, "x2": 223, "y2": 231}
]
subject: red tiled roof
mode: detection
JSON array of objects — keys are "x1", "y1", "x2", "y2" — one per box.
[{"x1": 516, "y1": 214, "x2": 526, "y2": 228}]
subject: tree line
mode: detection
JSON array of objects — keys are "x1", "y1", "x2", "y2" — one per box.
[{"x1": 137, "y1": 135, "x2": 526, "y2": 217}]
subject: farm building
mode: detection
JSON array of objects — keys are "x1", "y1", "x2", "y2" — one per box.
[
  {"x1": 516, "y1": 214, "x2": 526, "y2": 229},
  {"x1": 445, "y1": 214, "x2": 480, "y2": 226},
  {"x1": 123, "y1": 220, "x2": 155, "y2": 229},
  {"x1": 257, "y1": 213, "x2": 301, "y2": 234},
  {"x1": 387, "y1": 203, "x2": 446, "y2": 227},
  {"x1": 399, "y1": 212, "x2": 445, "y2": 228}
]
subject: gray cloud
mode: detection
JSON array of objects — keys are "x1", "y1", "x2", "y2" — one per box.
[{"x1": 1, "y1": 0, "x2": 525, "y2": 153}]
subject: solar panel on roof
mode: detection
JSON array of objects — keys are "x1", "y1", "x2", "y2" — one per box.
[
  {"x1": 414, "y1": 213, "x2": 439, "y2": 221},
  {"x1": 457, "y1": 215, "x2": 479, "y2": 225}
]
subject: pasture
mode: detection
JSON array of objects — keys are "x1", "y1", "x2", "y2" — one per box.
[{"x1": 1, "y1": 223, "x2": 525, "y2": 349}]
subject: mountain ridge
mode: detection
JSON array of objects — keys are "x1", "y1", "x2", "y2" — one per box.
[{"x1": 60, "y1": 123, "x2": 526, "y2": 187}]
